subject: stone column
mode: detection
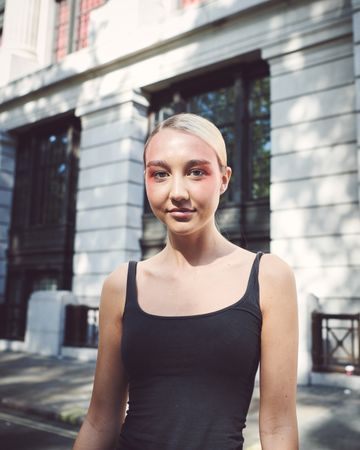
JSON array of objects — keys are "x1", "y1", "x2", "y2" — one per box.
[
  {"x1": 0, "y1": 131, "x2": 16, "y2": 304},
  {"x1": 352, "y1": 0, "x2": 360, "y2": 203},
  {"x1": 263, "y1": 29, "x2": 360, "y2": 384},
  {"x1": 72, "y1": 90, "x2": 149, "y2": 306},
  {"x1": 0, "y1": 0, "x2": 41, "y2": 85}
]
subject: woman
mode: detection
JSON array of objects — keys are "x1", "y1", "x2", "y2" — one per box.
[{"x1": 73, "y1": 113, "x2": 299, "y2": 450}]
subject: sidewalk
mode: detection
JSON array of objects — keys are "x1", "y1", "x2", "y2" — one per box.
[{"x1": 0, "y1": 351, "x2": 359, "y2": 449}]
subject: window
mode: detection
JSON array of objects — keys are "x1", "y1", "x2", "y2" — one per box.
[
  {"x1": 143, "y1": 62, "x2": 270, "y2": 257},
  {"x1": 54, "y1": 0, "x2": 107, "y2": 62},
  {"x1": 149, "y1": 65, "x2": 270, "y2": 203},
  {"x1": 2, "y1": 117, "x2": 80, "y2": 340},
  {"x1": 13, "y1": 127, "x2": 78, "y2": 227}
]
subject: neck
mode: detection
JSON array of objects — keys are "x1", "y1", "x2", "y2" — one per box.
[{"x1": 162, "y1": 222, "x2": 235, "y2": 268}]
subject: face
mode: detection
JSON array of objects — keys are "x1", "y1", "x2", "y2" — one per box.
[{"x1": 144, "y1": 128, "x2": 231, "y2": 236}]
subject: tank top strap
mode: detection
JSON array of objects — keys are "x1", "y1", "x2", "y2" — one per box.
[
  {"x1": 124, "y1": 260, "x2": 138, "y2": 317},
  {"x1": 242, "y1": 251, "x2": 264, "y2": 311}
]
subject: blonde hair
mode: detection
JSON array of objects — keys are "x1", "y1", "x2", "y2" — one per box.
[{"x1": 144, "y1": 113, "x2": 227, "y2": 167}]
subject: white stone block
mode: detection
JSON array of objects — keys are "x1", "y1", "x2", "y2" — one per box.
[
  {"x1": 79, "y1": 139, "x2": 144, "y2": 169},
  {"x1": 316, "y1": 297, "x2": 360, "y2": 314},
  {"x1": 271, "y1": 235, "x2": 360, "y2": 267},
  {"x1": 0, "y1": 223, "x2": 9, "y2": 241},
  {"x1": 268, "y1": 37, "x2": 353, "y2": 77},
  {"x1": 81, "y1": 118, "x2": 147, "y2": 149},
  {"x1": 0, "y1": 153, "x2": 15, "y2": 172},
  {"x1": 272, "y1": 113, "x2": 356, "y2": 154},
  {"x1": 76, "y1": 205, "x2": 142, "y2": 231},
  {"x1": 354, "y1": 42, "x2": 360, "y2": 77},
  {"x1": 0, "y1": 171, "x2": 14, "y2": 189},
  {"x1": 80, "y1": 100, "x2": 148, "y2": 130},
  {"x1": 24, "y1": 290, "x2": 77, "y2": 357},
  {"x1": 0, "y1": 189, "x2": 12, "y2": 207},
  {"x1": 353, "y1": 10, "x2": 360, "y2": 44},
  {"x1": 78, "y1": 160, "x2": 143, "y2": 190},
  {"x1": 271, "y1": 173, "x2": 358, "y2": 210},
  {"x1": 271, "y1": 143, "x2": 357, "y2": 182},
  {"x1": 77, "y1": 182, "x2": 143, "y2": 210},
  {"x1": 73, "y1": 250, "x2": 139, "y2": 277},
  {"x1": 0, "y1": 206, "x2": 10, "y2": 223},
  {"x1": 75, "y1": 227, "x2": 141, "y2": 252},
  {"x1": 272, "y1": 85, "x2": 355, "y2": 128},
  {"x1": 292, "y1": 266, "x2": 360, "y2": 298},
  {"x1": 356, "y1": 79, "x2": 360, "y2": 112},
  {"x1": 71, "y1": 274, "x2": 105, "y2": 300},
  {"x1": 271, "y1": 55, "x2": 354, "y2": 101},
  {"x1": 271, "y1": 203, "x2": 360, "y2": 239}
]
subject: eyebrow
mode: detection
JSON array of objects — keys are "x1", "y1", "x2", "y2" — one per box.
[
  {"x1": 146, "y1": 159, "x2": 212, "y2": 169},
  {"x1": 146, "y1": 160, "x2": 171, "y2": 170}
]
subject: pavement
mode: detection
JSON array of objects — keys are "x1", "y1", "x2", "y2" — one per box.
[{"x1": 0, "y1": 351, "x2": 359, "y2": 450}]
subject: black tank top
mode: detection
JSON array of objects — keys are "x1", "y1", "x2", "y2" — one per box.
[{"x1": 118, "y1": 252, "x2": 264, "y2": 450}]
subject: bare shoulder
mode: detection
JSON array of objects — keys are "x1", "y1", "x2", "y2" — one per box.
[
  {"x1": 99, "y1": 262, "x2": 129, "y2": 318},
  {"x1": 259, "y1": 253, "x2": 297, "y2": 313}
]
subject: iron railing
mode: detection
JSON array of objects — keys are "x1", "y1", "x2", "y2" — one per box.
[
  {"x1": 312, "y1": 312, "x2": 360, "y2": 375},
  {"x1": 63, "y1": 304, "x2": 99, "y2": 348},
  {"x1": 0, "y1": 303, "x2": 27, "y2": 341}
]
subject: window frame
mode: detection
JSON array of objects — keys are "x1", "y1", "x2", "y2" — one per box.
[
  {"x1": 146, "y1": 61, "x2": 270, "y2": 208},
  {"x1": 54, "y1": 0, "x2": 107, "y2": 62},
  {"x1": 142, "y1": 61, "x2": 270, "y2": 256}
]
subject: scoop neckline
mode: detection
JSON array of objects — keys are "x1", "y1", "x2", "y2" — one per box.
[{"x1": 132, "y1": 252, "x2": 260, "y2": 320}]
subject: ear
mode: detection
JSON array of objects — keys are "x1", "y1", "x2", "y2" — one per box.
[{"x1": 220, "y1": 166, "x2": 232, "y2": 195}]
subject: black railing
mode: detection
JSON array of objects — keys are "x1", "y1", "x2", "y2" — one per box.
[
  {"x1": 0, "y1": 303, "x2": 27, "y2": 341},
  {"x1": 63, "y1": 304, "x2": 99, "y2": 348},
  {"x1": 312, "y1": 312, "x2": 360, "y2": 375}
]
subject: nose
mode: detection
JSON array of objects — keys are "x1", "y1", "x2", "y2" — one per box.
[{"x1": 169, "y1": 175, "x2": 189, "y2": 202}]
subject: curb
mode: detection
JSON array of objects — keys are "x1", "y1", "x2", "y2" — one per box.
[{"x1": 0, "y1": 397, "x2": 85, "y2": 427}]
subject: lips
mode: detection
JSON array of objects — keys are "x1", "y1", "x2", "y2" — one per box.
[
  {"x1": 167, "y1": 208, "x2": 195, "y2": 213},
  {"x1": 166, "y1": 207, "x2": 196, "y2": 220}
]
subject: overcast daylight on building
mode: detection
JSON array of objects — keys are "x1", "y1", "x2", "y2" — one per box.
[{"x1": 0, "y1": 0, "x2": 359, "y2": 387}]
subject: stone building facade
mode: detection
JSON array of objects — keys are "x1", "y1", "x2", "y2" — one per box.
[{"x1": 0, "y1": 0, "x2": 359, "y2": 386}]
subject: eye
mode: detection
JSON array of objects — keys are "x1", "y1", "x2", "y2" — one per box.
[
  {"x1": 153, "y1": 171, "x2": 169, "y2": 179},
  {"x1": 188, "y1": 168, "x2": 206, "y2": 177}
]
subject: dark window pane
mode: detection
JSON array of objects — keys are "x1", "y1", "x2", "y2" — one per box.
[
  {"x1": 54, "y1": 0, "x2": 70, "y2": 62},
  {"x1": 248, "y1": 78, "x2": 270, "y2": 200},
  {"x1": 218, "y1": 125, "x2": 236, "y2": 203},
  {"x1": 249, "y1": 78, "x2": 270, "y2": 117},
  {"x1": 250, "y1": 119, "x2": 270, "y2": 158},
  {"x1": 188, "y1": 87, "x2": 235, "y2": 124},
  {"x1": 30, "y1": 131, "x2": 69, "y2": 226}
]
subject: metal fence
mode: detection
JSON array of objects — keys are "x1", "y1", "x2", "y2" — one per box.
[
  {"x1": 63, "y1": 304, "x2": 99, "y2": 348},
  {"x1": 0, "y1": 303, "x2": 27, "y2": 341},
  {"x1": 312, "y1": 312, "x2": 360, "y2": 375}
]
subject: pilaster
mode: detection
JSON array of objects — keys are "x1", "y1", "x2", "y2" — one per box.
[
  {"x1": 263, "y1": 24, "x2": 360, "y2": 384},
  {"x1": 0, "y1": 0, "x2": 41, "y2": 85},
  {"x1": 352, "y1": 0, "x2": 360, "y2": 204},
  {"x1": 72, "y1": 90, "x2": 149, "y2": 306}
]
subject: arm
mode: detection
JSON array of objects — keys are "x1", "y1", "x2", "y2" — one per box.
[
  {"x1": 73, "y1": 263, "x2": 129, "y2": 450},
  {"x1": 258, "y1": 254, "x2": 299, "y2": 450}
]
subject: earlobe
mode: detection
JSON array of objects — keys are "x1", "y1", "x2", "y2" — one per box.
[
  {"x1": 220, "y1": 166, "x2": 231, "y2": 194},
  {"x1": 220, "y1": 183, "x2": 227, "y2": 195}
]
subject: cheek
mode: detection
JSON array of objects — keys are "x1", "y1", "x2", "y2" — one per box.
[
  {"x1": 145, "y1": 178, "x2": 165, "y2": 204},
  {"x1": 192, "y1": 178, "x2": 221, "y2": 203}
]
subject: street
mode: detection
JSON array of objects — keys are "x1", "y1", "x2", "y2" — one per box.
[{"x1": 0, "y1": 410, "x2": 76, "y2": 450}]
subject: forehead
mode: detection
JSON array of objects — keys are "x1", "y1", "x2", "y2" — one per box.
[{"x1": 146, "y1": 129, "x2": 219, "y2": 163}]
